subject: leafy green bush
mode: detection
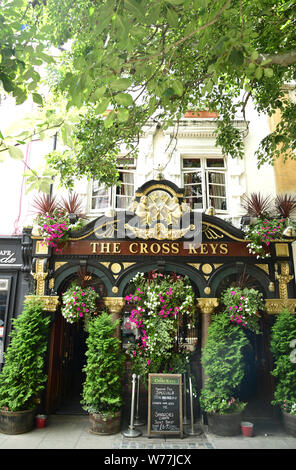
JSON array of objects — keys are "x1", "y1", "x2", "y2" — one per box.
[
  {"x1": 0, "y1": 297, "x2": 50, "y2": 412},
  {"x1": 200, "y1": 312, "x2": 249, "y2": 414},
  {"x1": 270, "y1": 309, "x2": 296, "y2": 414},
  {"x1": 81, "y1": 312, "x2": 125, "y2": 417}
]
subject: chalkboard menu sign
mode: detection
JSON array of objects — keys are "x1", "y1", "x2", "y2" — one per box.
[{"x1": 147, "y1": 373, "x2": 183, "y2": 438}]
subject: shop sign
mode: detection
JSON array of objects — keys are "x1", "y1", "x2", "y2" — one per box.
[{"x1": 57, "y1": 240, "x2": 254, "y2": 257}]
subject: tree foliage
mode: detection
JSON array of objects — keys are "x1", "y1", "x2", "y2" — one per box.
[{"x1": 1, "y1": 0, "x2": 296, "y2": 190}]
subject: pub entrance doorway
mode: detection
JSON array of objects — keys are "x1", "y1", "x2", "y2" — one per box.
[{"x1": 45, "y1": 309, "x2": 87, "y2": 415}]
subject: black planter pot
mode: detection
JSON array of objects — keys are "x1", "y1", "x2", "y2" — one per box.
[
  {"x1": 283, "y1": 411, "x2": 296, "y2": 437},
  {"x1": 0, "y1": 409, "x2": 36, "y2": 435},
  {"x1": 207, "y1": 412, "x2": 242, "y2": 436}
]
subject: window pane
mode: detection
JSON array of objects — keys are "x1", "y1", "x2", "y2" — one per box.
[
  {"x1": 91, "y1": 183, "x2": 110, "y2": 210},
  {"x1": 183, "y1": 158, "x2": 201, "y2": 169},
  {"x1": 183, "y1": 172, "x2": 203, "y2": 209},
  {"x1": 116, "y1": 171, "x2": 134, "y2": 209},
  {"x1": 208, "y1": 172, "x2": 225, "y2": 184},
  {"x1": 206, "y1": 158, "x2": 225, "y2": 168},
  {"x1": 209, "y1": 197, "x2": 227, "y2": 210}
]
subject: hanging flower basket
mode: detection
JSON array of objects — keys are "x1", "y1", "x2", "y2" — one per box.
[
  {"x1": 61, "y1": 284, "x2": 100, "y2": 328},
  {"x1": 220, "y1": 287, "x2": 264, "y2": 334}
]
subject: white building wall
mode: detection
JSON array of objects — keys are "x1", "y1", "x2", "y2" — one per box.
[{"x1": 0, "y1": 93, "x2": 278, "y2": 235}]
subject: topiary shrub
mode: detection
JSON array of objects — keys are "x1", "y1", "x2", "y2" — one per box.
[{"x1": 0, "y1": 296, "x2": 50, "y2": 412}]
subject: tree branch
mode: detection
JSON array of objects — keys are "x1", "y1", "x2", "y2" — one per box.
[{"x1": 257, "y1": 50, "x2": 296, "y2": 67}]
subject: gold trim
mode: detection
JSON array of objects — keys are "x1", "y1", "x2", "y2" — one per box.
[
  {"x1": 275, "y1": 243, "x2": 289, "y2": 257},
  {"x1": 103, "y1": 297, "x2": 125, "y2": 314},
  {"x1": 110, "y1": 263, "x2": 122, "y2": 274},
  {"x1": 187, "y1": 263, "x2": 200, "y2": 270},
  {"x1": 25, "y1": 295, "x2": 59, "y2": 312},
  {"x1": 31, "y1": 259, "x2": 48, "y2": 296},
  {"x1": 54, "y1": 262, "x2": 67, "y2": 271},
  {"x1": 201, "y1": 263, "x2": 213, "y2": 274},
  {"x1": 202, "y1": 222, "x2": 246, "y2": 242},
  {"x1": 135, "y1": 184, "x2": 183, "y2": 198},
  {"x1": 204, "y1": 287, "x2": 211, "y2": 295},
  {"x1": 35, "y1": 241, "x2": 48, "y2": 255},
  {"x1": 255, "y1": 264, "x2": 269, "y2": 275},
  {"x1": 196, "y1": 298, "x2": 219, "y2": 314},
  {"x1": 275, "y1": 261, "x2": 294, "y2": 299},
  {"x1": 100, "y1": 262, "x2": 110, "y2": 269},
  {"x1": 122, "y1": 262, "x2": 136, "y2": 270},
  {"x1": 265, "y1": 298, "x2": 296, "y2": 314}
]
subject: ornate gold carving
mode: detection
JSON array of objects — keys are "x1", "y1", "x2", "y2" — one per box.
[
  {"x1": 126, "y1": 189, "x2": 193, "y2": 240},
  {"x1": 197, "y1": 298, "x2": 219, "y2": 314},
  {"x1": 54, "y1": 262, "x2": 67, "y2": 270},
  {"x1": 213, "y1": 263, "x2": 223, "y2": 269},
  {"x1": 31, "y1": 259, "x2": 48, "y2": 296},
  {"x1": 103, "y1": 297, "x2": 125, "y2": 315},
  {"x1": 265, "y1": 298, "x2": 296, "y2": 314},
  {"x1": 204, "y1": 287, "x2": 211, "y2": 295},
  {"x1": 187, "y1": 263, "x2": 200, "y2": 270},
  {"x1": 25, "y1": 295, "x2": 59, "y2": 312},
  {"x1": 122, "y1": 262, "x2": 136, "y2": 270},
  {"x1": 112, "y1": 286, "x2": 119, "y2": 294},
  {"x1": 100, "y1": 262, "x2": 110, "y2": 269},
  {"x1": 110, "y1": 263, "x2": 122, "y2": 274},
  {"x1": 202, "y1": 223, "x2": 224, "y2": 240},
  {"x1": 124, "y1": 222, "x2": 195, "y2": 240},
  {"x1": 275, "y1": 261, "x2": 294, "y2": 299},
  {"x1": 268, "y1": 282, "x2": 275, "y2": 292},
  {"x1": 201, "y1": 263, "x2": 213, "y2": 274},
  {"x1": 275, "y1": 243, "x2": 289, "y2": 257},
  {"x1": 48, "y1": 278, "x2": 55, "y2": 289},
  {"x1": 255, "y1": 264, "x2": 269, "y2": 275},
  {"x1": 35, "y1": 241, "x2": 48, "y2": 255}
]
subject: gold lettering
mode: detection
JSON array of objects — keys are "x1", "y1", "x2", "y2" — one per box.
[
  {"x1": 209, "y1": 243, "x2": 218, "y2": 254},
  {"x1": 162, "y1": 243, "x2": 170, "y2": 254},
  {"x1": 189, "y1": 243, "x2": 198, "y2": 254},
  {"x1": 90, "y1": 242, "x2": 98, "y2": 254},
  {"x1": 140, "y1": 243, "x2": 148, "y2": 254},
  {"x1": 100, "y1": 243, "x2": 111, "y2": 253},
  {"x1": 219, "y1": 243, "x2": 228, "y2": 254},
  {"x1": 129, "y1": 243, "x2": 139, "y2": 254},
  {"x1": 113, "y1": 243, "x2": 121, "y2": 254},
  {"x1": 200, "y1": 244, "x2": 208, "y2": 255},
  {"x1": 151, "y1": 243, "x2": 161, "y2": 254},
  {"x1": 171, "y1": 242, "x2": 179, "y2": 254}
]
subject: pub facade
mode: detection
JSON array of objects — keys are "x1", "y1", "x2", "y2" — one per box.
[{"x1": 28, "y1": 179, "x2": 296, "y2": 418}]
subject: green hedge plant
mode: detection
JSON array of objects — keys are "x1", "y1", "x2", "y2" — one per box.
[
  {"x1": 200, "y1": 312, "x2": 249, "y2": 414},
  {"x1": 0, "y1": 296, "x2": 50, "y2": 412},
  {"x1": 270, "y1": 308, "x2": 296, "y2": 414},
  {"x1": 81, "y1": 312, "x2": 125, "y2": 418}
]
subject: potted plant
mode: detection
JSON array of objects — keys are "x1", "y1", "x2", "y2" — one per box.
[
  {"x1": 270, "y1": 308, "x2": 296, "y2": 436},
  {"x1": 81, "y1": 312, "x2": 125, "y2": 435},
  {"x1": 0, "y1": 296, "x2": 50, "y2": 434},
  {"x1": 200, "y1": 312, "x2": 249, "y2": 436}
]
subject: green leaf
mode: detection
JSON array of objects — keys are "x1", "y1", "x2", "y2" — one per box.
[
  {"x1": 32, "y1": 93, "x2": 43, "y2": 105},
  {"x1": 95, "y1": 98, "x2": 110, "y2": 114},
  {"x1": 110, "y1": 78, "x2": 132, "y2": 91},
  {"x1": 8, "y1": 146, "x2": 24, "y2": 160},
  {"x1": 167, "y1": 8, "x2": 179, "y2": 28},
  {"x1": 229, "y1": 49, "x2": 244, "y2": 66},
  {"x1": 255, "y1": 67, "x2": 263, "y2": 80},
  {"x1": 264, "y1": 68, "x2": 274, "y2": 78},
  {"x1": 114, "y1": 93, "x2": 134, "y2": 106},
  {"x1": 117, "y1": 108, "x2": 129, "y2": 122},
  {"x1": 104, "y1": 110, "x2": 115, "y2": 128}
]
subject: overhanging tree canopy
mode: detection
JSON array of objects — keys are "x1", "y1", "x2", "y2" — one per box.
[{"x1": 1, "y1": 0, "x2": 296, "y2": 190}]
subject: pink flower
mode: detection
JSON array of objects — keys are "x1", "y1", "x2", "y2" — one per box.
[{"x1": 147, "y1": 359, "x2": 151, "y2": 366}]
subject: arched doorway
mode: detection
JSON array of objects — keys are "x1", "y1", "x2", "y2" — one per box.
[
  {"x1": 119, "y1": 267, "x2": 203, "y2": 424},
  {"x1": 45, "y1": 269, "x2": 107, "y2": 414},
  {"x1": 213, "y1": 266, "x2": 275, "y2": 418}
]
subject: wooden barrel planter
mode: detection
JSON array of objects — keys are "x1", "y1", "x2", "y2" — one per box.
[
  {"x1": 283, "y1": 411, "x2": 296, "y2": 437},
  {"x1": 0, "y1": 409, "x2": 36, "y2": 435},
  {"x1": 207, "y1": 412, "x2": 242, "y2": 436},
  {"x1": 88, "y1": 411, "x2": 121, "y2": 435}
]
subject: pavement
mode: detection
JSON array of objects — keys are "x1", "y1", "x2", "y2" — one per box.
[{"x1": 0, "y1": 413, "x2": 295, "y2": 455}]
